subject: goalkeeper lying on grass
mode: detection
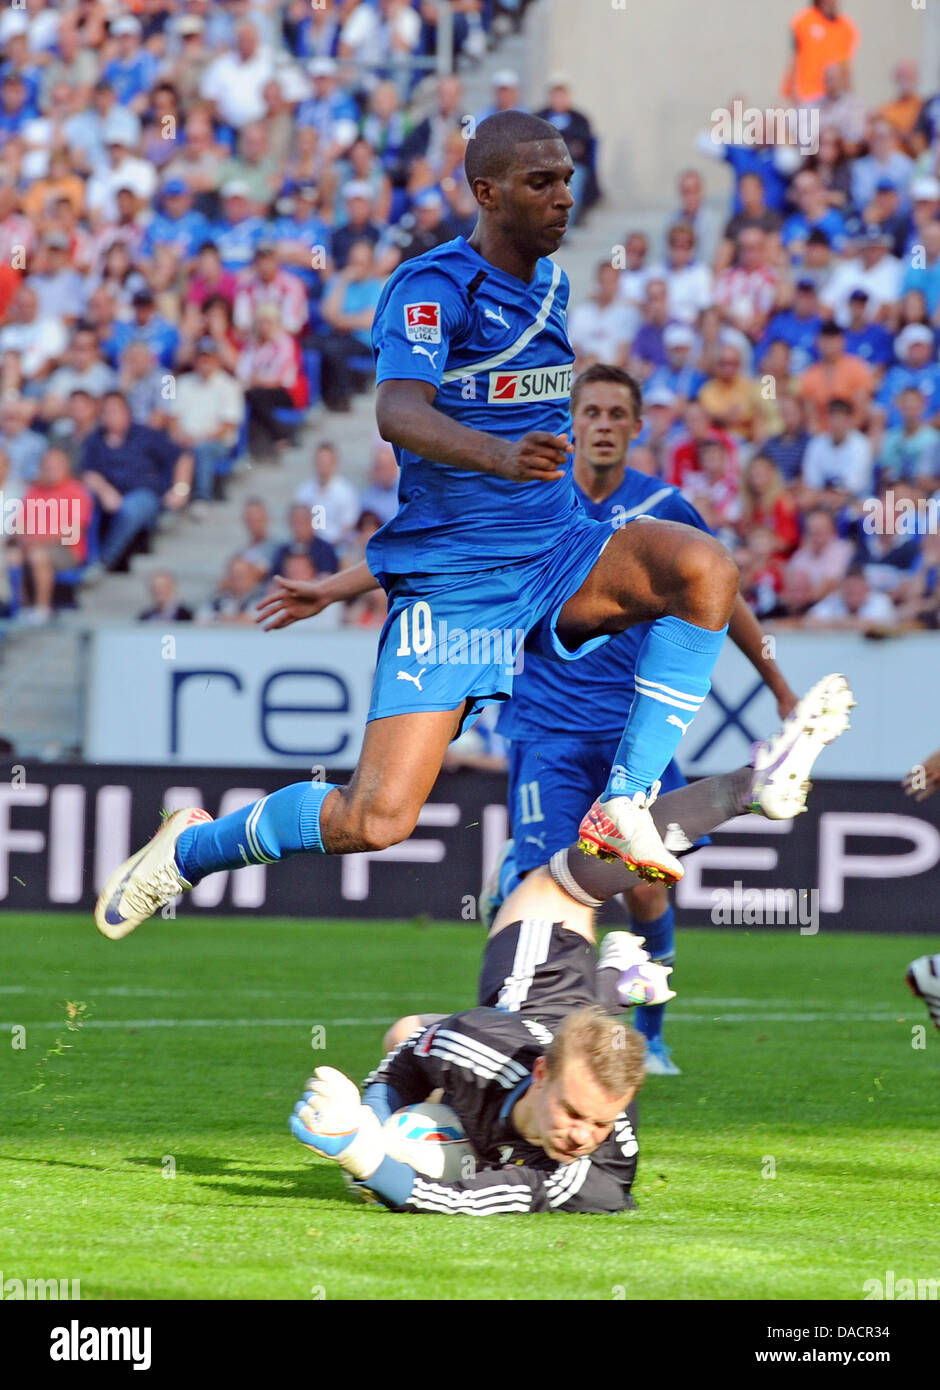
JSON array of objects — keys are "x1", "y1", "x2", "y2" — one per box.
[
  {"x1": 289, "y1": 860, "x2": 674, "y2": 1215},
  {"x1": 290, "y1": 674, "x2": 856, "y2": 1213}
]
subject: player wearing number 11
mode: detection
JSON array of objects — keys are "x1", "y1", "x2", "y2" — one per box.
[{"x1": 96, "y1": 110, "x2": 738, "y2": 941}]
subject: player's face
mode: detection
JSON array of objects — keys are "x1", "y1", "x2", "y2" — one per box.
[
  {"x1": 497, "y1": 140, "x2": 575, "y2": 255},
  {"x1": 573, "y1": 382, "x2": 640, "y2": 467},
  {"x1": 532, "y1": 1057, "x2": 633, "y2": 1163}
]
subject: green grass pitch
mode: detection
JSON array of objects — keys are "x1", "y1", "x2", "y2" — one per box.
[{"x1": 1, "y1": 913, "x2": 936, "y2": 1301}]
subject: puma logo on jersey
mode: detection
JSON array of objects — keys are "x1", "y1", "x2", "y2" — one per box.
[
  {"x1": 397, "y1": 668, "x2": 427, "y2": 691},
  {"x1": 666, "y1": 714, "x2": 692, "y2": 734},
  {"x1": 484, "y1": 305, "x2": 509, "y2": 329},
  {"x1": 524, "y1": 833, "x2": 546, "y2": 849},
  {"x1": 411, "y1": 344, "x2": 438, "y2": 367}
]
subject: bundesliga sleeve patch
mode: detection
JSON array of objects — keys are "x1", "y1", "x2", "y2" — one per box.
[{"x1": 404, "y1": 302, "x2": 442, "y2": 344}]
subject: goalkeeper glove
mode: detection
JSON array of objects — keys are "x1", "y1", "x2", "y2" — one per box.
[
  {"x1": 290, "y1": 1066, "x2": 385, "y2": 1181},
  {"x1": 599, "y1": 930, "x2": 676, "y2": 1007}
]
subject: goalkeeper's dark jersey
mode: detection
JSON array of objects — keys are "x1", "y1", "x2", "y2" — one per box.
[{"x1": 360, "y1": 1005, "x2": 639, "y2": 1216}]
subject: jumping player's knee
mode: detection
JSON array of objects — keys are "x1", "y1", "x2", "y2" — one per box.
[
  {"x1": 346, "y1": 804, "x2": 420, "y2": 852},
  {"x1": 674, "y1": 533, "x2": 738, "y2": 625}
]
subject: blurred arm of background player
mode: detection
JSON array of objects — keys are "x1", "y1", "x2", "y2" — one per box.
[
  {"x1": 728, "y1": 591, "x2": 798, "y2": 719},
  {"x1": 904, "y1": 745, "x2": 940, "y2": 802},
  {"x1": 256, "y1": 559, "x2": 380, "y2": 629}
]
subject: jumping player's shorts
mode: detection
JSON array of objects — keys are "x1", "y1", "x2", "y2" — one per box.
[
  {"x1": 508, "y1": 737, "x2": 701, "y2": 877},
  {"x1": 477, "y1": 918, "x2": 598, "y2": 1035},
  {"x1": 367, "y1": 512, "x2": 612, "y2": 733}
]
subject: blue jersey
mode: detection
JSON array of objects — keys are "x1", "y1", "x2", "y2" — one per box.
[
  {"x1": 141, "y1": 210, "x2": 211, "y2": 261},
  {"x1": 496, "y1": 470, "x2": 713, "y2": 741},
  {"x1": 367, "y1": 236, "x2": 578, "y2": 578},
  {"x1": 209, "y1": 216, "x2": 272, "y2": 272},
  {"x1": 843, "y1": 322, "x2": 894, "y2": 369},
  {"x1": 878, "y1": 363, "x2": 940, "y2": 425},
  {"x1": 758, "y1": 310, "x2": 822, "y2": 374}
]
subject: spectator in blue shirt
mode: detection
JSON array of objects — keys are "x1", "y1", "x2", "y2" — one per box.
[
  {"x1": 900, "y1": 220, "x2": 940, "y2": 316},
  {"x1": 102, "y1": 15, "x2": 159, "y2": 114},
  {"x1": 310, "y1": 239, "x2": 383, "y2": 411},
  {"x1": 209, "y1": 183, "x2": 271, "y2": 272},
  {"x1": 758, "y1": 279, "x2": 823, "y2": 373},
  {"x1": 80, "y1": 393, "x2": 194, "y2": 571},
  {"x1": 647, "y1": 323, "x2": 707, "y2": 401},
  {"x1": 875, "y1": 324, "x2": 940, "y2": 428},
  {"x1": 851, "y1": 119, "x2": 914, "y2": 212},
  {"x1": 878, "y1": 387, "x2": 940, "y2": 483},
  {"x1": 843, "y1": 289, "x2": 895, "y2": 368},
  {"x1": 272, "y1": 184, "x2": 330, "y2": 299},
  {"x1": 271, "y1": 502, "x2": 339, "y2": 578},
  {"x1": 718, "y1": 143, "x2": 791, "y2": 215},
  {"x1": 861, "y1": 179, "x2": 911, "y2": 259},
  {"x1": 630, "y1": 278, "x2": 677, "y2": 376},
  {"x1": 296, "y1": 56, "x2": 359, "y2": 146},
  {"x1": 782, "y1": 169, "x2": 848, "y2": 256},
  {"x1": 140, "y1": 181, "x2": 211, "y2": 264},
  {"x1": 106, "y1": 290, "x2": 180, "y2": 370}
]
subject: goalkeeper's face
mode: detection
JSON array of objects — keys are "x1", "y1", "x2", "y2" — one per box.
[{"x1": 529, "y1": 1055, "x2": 634, "y2": 1164}]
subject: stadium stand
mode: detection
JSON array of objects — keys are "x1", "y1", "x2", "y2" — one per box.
[{"x1": 0, "y1": 0, "x2": 937, "y2": 757}]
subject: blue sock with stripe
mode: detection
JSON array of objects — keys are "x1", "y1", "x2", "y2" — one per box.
[
  {"x1": 601, "y1": 616, "x2": 727, "y2": 801},
  {"x1": 174, "y1": 781, "x2": 337, "y2": 883},
  {"x1": 630, "y1": 904, "x2": 675, "y2": 1043}
]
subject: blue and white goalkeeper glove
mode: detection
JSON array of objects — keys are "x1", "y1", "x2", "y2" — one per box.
[
  {"x1": 599, "y1": 931, "x2": 676, "y2": 1007},
  {"x1": 290, "y1": 1066, "x2": 385, "y2": 1181}
]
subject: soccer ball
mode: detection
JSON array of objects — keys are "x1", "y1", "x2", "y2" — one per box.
[{"x1": 382, "y1": 1102, "x2": 474, "y2": 1181}]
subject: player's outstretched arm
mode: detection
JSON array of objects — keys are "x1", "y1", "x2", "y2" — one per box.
[
  {"x1": 728, "y1": 594, "x2": 797, "y2": 719},
  {"x1": 376, "y1": 379, "x2": 572, "y2": 483},
  {"x1": 256, "y1": 561, "x2": 380, "y2": 630}
]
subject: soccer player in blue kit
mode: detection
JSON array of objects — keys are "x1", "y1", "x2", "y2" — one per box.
[
  {"x1": 486, "y1": 363, "x2": 799, "y2": 1073},
  {"x1": 96, "y1": 111, "x2": 741, "y2": 940}
]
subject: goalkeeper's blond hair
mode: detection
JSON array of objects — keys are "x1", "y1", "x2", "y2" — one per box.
[{"x1": 544, "y1": 1006, "x2": 646, "y2": 1098}]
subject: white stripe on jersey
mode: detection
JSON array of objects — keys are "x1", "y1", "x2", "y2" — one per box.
[
  {"x1": 431, "y1": 1027, "x2": 530, "y2": 1080},
  {"x1": 614, "y1": 486, "x2": 676, "y2": 522},
  {"x1": 360, "y1": 1025, "x2": 426, "y2": 1089},
  {"x1": 429, "y1": 1038, "x2": 528, "y2": 1089},
  {"x1": 545, "y1": 1156, "x2": 592, "y2": 1207},
  {"x1": 408, "y1": 1179, "x2": 533, "y2": 1215},
  {"x1": 440, "y1": 262, "x2": 563, "y2": 382},
  {"x1": 496, "y1": 918, "x2": 554, "y2": 1013}
]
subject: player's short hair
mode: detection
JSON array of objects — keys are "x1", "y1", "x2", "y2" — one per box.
[
  {"x1": 464, "y1": 110, "x2": 567, "y2": 187},
  {"x1": 571, "y1": 364, "x2": 642, "y2": 422},
  {"x1": 544, "y1": 1005, "x2": 645, "y2": 1099}
]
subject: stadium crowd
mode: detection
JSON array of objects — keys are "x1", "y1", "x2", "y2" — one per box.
[{"x1": 0, "y1": 0, "x2": 937, "y2": 643}]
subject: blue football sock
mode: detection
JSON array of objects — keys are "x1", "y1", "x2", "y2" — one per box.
[
  {"x1": 630, "y1": 904, "x2": 675, "y2": 1043},
  {"x1": 601, "y1": 616, "x2": 727, "y2": 801},
  {"x1": 175, "y1": 781, "x2": 337, "y2": 884}
]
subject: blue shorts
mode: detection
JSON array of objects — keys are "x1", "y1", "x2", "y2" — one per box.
[
  {"x1": 367, "y1": 513, "x2": 612, "y2": 730},
  {"x1": 508, "y1": 736, "x2": 700, "y2": 876}
]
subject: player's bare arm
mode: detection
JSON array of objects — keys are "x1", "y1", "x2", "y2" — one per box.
[
  {"x1": 256, "y1": 560, "x2": 380, "y2": 630},
  {"x1": 727, "y1": 594, "x2": 798, "y2": 718}
]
